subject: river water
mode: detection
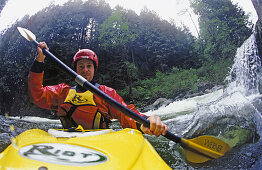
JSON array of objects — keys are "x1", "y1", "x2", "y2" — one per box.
[{"x1": 1, "y1": 34, "x2": 262, "y2": 169}]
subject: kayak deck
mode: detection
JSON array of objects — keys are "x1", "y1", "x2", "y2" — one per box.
[{"x1": 0, "y1": 128, "x2": 171, "y2": 169}]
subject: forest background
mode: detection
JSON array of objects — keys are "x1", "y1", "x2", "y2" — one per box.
[{"x1": 0, "y1": 0, "x2": 254, "y2": 116}]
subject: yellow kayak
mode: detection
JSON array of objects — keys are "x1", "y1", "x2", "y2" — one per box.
[{"x1": 0, "y1": 127, "x2": 171, "y2": 169}]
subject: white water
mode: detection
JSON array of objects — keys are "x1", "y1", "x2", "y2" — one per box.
[
  {"x1": 9, "y1": 116, "x2": 61, "y2": 124},
  {"x1": 143, "y1": 33, "x2": 262, "y2": 138},
  {"x1": 143, "y1": 89, "x2": 224, "y2": 117},
  {"x1": 2, "y1": 33, "x2": 262, "y2": 170},
  {"x1": 9, "y1": 34, "x2": 262, "y2": 139},
  {"x1": 226, "y1": 33, "x2": 262, "y2": 96}
]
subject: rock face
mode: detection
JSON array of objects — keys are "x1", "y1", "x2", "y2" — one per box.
[
  {"x1": 251, "y1": 0, "x2": 262, "y2": 58},
  {"x1": 142, "y1": 98, "x2": 172, "y2": 112},
  {"x1": 252, "y1": 0, "x2": 262, "y2": 19}
]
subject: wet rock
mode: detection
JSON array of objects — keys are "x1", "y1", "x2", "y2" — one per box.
[
  {"x1": 251, "y1": 0, "x2": 262, "y2": 60},
  {"x1": 211, "y1": 85, "x2": 224, "y2": 92},
  {"x1": 152, "y1": 98, "x2": 172, "y2": 108},
  {"x1": 152, "y1": 98, "x2": 168, "y2": 106},
  {"x1": 220, "y1": 126, "x2": 257, "y2": 148},
  {"x1": 251, "y1": 154, "x2": 262, "y2": 170},
  {"x1": 184, "y1": 92, "x2": 204, "y2": 99},
  {"x1": 142, "y1": 98, "x2": 172, "y2": 112},
  {"x1": 245, "y1": 152, "x2": 252, "y2": 157},
  {"x1": 204, "y1": 89, "x2": 212, "y2": 94},
  {"x1": 197, "y1": 81, "x2": 214, "y2": 93}
]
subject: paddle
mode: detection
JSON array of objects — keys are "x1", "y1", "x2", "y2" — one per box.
[{"x1": 17, "y1": 27, "x2": 231, "y2": 163}]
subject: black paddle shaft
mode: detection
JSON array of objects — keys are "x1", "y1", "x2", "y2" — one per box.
[{"x1": 35, "y1": 41, "x2": 181, "y2": 144}]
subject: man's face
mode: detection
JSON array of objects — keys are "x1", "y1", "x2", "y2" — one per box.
[{"x1": 76, "y1": 59, "x2": 95, "y2": 82}]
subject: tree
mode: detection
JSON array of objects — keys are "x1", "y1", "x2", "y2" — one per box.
[
  {"x1": 191, "y1": 0, "x2": 253, "y2": 61},
  {"x1": 99, "y1": 10, "x2": 137, "y2": 53},
  {"x1": 98, "y1": 9, "x2": 138, "y2": 94},
  {"x1": 0, "y1": 0, "x2": 112, "y2": 115},
  {"x1": 0, "y1": 0, "x2": 199, "y2": 115},
  {"x1": 134, "y1": 7, "x2": 197, "y2": 75}
]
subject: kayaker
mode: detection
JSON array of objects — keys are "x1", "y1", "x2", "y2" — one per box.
[{"x1": 28, "y1": 42, "x2": 168, "y2": 137}]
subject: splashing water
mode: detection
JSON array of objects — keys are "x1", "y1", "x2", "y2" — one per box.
[
  {"x1": 223, "y1": 33, "x2": 262, "y2": 137},
  {"x1": 147, "y1": 33, "x2": 262, "y2": 143},
  {"x1": 226, "y1": 33, "x2": 262, "y2": 96},
  {"x1": 185, "y1": 33, "x2": 262, "y2": 139},
  {"x1": 1, "y1": 33, "x2": 262, "y2": 169},
  {"x1": 145, "y1": 33, "x2": 262, "y2": 169}
]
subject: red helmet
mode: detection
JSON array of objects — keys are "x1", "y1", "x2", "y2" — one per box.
[{"x1": 73, "y1": 49, "x2": 98, "y2": 69}]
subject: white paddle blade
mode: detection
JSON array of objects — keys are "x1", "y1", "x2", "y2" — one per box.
[{"x1": 17, "y1": 27, "x2": 36, "y2": 41}]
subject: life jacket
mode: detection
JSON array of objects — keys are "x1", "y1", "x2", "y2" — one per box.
[{"x1": 57, "y1": 85, "x2": 110, "y2": 129}]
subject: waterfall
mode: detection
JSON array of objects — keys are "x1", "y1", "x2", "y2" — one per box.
[
  {"x1": 223, "y1": 33, "x2": 262, "y2": 136},
  {"x1": 157, "y1": 33, "x2": 262, "y2": 140},
  {"x1": 225, "y1": 33, "x2": 262, "y2": 96}
]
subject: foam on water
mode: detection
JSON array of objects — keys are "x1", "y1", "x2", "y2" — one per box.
[
  {"x1": 143, "y1": 89, "x2": 224, "y2": 117},
  {"x1": 144, "y1": 33, "x2": 262, "y2": 138},
  {"x1": 225, "y1": 33, "x2": 261, "y2": 96},
  {"x1": 9, "y1": 116, "x2": 60, "y2": 124},
  {"x1": 9, "y1": 34, "x2": 262, "y2": 140}
]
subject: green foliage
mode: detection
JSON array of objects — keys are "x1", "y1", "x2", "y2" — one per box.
[
  {"x1": 191, "y1": 0, "x2": 253, "y2": 61},
  {"x1": 198, "y1": 58, "x2": 234, "y2": 85},
  {"x1": 98, "y1": 10, "x2": 137, "y2": 52},
  {"x1": 134, "y1": 8, "x2": 198, "y2": 75},
  {"x1": 130, "y1": 68, "x2": 199, "y2": 105},
  {"x1": 0, "y1": 0, "x2": 254, "y2": 114},
  {"x1": 126, "y1": 59, "x2": 232, "y2": 106}
]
